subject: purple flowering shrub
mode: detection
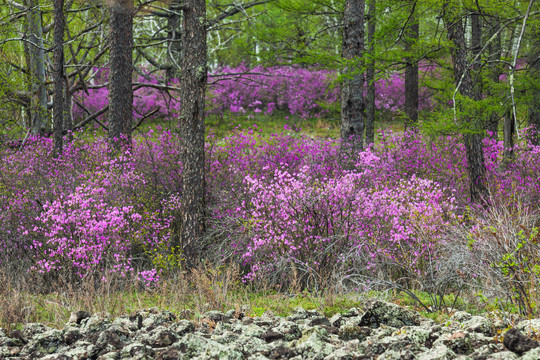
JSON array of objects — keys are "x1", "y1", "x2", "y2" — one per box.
[
  {"x1": 73, "y1": 65, "x2": 436, "y2": 124},
  {"x1": 210, "y1": 65, "x2": 436, "y2": 119},
  {"x1": 0, "y1": 126, "x2": 539, "y2": 291},
  {"x1": 0, "y1": 135, "x2": 182, "y2": 286},
  {"x1": 209, "y1": 65, "x2": 340, "y2": 118},
  {"x1": 74, "y1": 70, "x2": 181, "y2": 123},
  {"x1": 235, "y1": 167, "x2": 455, "y2": 283}
]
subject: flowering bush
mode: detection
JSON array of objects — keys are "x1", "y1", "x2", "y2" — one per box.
[
  {"x1": 209, "y1": 65, "x2": 340, "y2": 118},
  {"x1": 235, "y1": 166, "x2": 455, "y2": 283},
  {"x1": 74, "y1": 70, "x2": 181, "y2": 123},
  {"x1": 0, "y1": 127, "x2": 539, "y2": 289},
  {"x1": 73, "y1": 65, "x2": 437, "y2": 124}
]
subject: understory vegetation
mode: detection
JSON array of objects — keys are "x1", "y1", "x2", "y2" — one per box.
[{"x1": 1, "y1": 122, "x2": 539, "y2": 329}]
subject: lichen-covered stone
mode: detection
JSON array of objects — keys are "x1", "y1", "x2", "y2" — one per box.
[
  {"x1": 21, "y1": 322, "x2": 51, "y2": 342},
  {"x1": 59, "y1": 343, "x2": 98, "y2": 360},
  {"x1": 433, "y1": 330, "x2": 474, "y2": 355},
  {"x1": 63, "y1": 326, "x2": 83, "y2": 345},
  {"x1": 369, "y1": 324, "x2": 397, "y2": 340},
  {"x1": 329, "y1": 313, "x2": 345, "y2": 328},
  {"x1": 80, "y1": 315, "x2": 111, "y2": 335},
  {"x1": 289, "y1": 327, "x2": 334, "y2": 359},
  {"x1": 450, "y1": 311, "x2": 472, "y2": 323},
  {"x1": 0, "y1": 345, "x2": 20, "y2": 358},
  {"x1": 378, "y1": 347, "x2": 418, "y2": 360},
  {"x1": 481, "y1": 350, "x2": 519, "y2": 359},
  {"x1": 0, "y1": 331, "x2": 24, "y2": 347},
  {"x1": 170, "y1": 319, "x2": 195, "y2": 336},
  {"x1": 358, "y1": 300, "x2": 421, "y2": 329},
  {"x1": 470, "y1": 343, "x2": 505, "y2": 358},
  {"x1": 521, "y1": 347, "x2": 540, "y2": 360},
  {"x1": 120, "y1": 342, "x2": 155, "y2": 359},
  {"x1": 96, "y1": 327, "x2": 129, "y2": 351},
  {"x1": 96, "y1": 351, "x2": 120, "y2": 360},
  {"x1": 273, "y1": 320, "x2": 302, "y2": 341},
  {"x1": 0, "y1": 305, "x2": 531, "y2": 360},
  {"x1": 112, "y1": 317, "x2": 140, "y2": 333},
  {"x1": 141, "y1": 310, "x2": 176, "y2": 330},
  {"x1": 21, "y1": 329, "x2": 64, "y2": 356},
  {"x1": 393, "y1": 326, "x2": 432, "y2": 347},
  {"x1": 516, "y1": 319, "x2": 540, "y2": 336},
  {"x1": 323, "y1": 348, "x2": 363, "y2": 360},
  {"x1": 338, "y1": 325, "x2": 371, "y2": 341},
  {"x1": 140, "y1": 325, "x2": 177, "y2": 348},
  {"x1": 286, "y1": 307, "x2": 323, "y2": 323},
  {"x1": 416, "y1": 344, "x2": 457, "y2": 360},
  {"x1": 176, "y1": 333, "x2": 244, "y2": 360},
  {"x1": 231, "y1": 333, "x2": 274, "y2": 355},
  {"x1": 461, "y1": 316, "x2": 495, "y2": 336}
]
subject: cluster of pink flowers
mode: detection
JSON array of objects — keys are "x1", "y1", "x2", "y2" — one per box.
[{"x1": 0, "y1": 126, "x2": 538, "y2": 286}]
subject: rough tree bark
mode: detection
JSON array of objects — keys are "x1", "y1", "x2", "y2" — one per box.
[
  {"x1": 25, "y1": 0, "x2": 48, "y2": 135},
  {"x1": 166, "y1": 0, "x2": 183, "y2": 82},
  {"x1": 404, "y1": 0, "x2": 419, "y2": 130},
  {"x1": 471, "y1": 11, "x2": 482, "y2": 102},
  {"x1": 177, "y1": 0, "x2": 207, "y2": 263},
  {"x1": 443, "y1": 1, "x2": 488, "y2": 204},
  {"x1": 108, "y1": 0, "x2": 134, "y2": 149},
  {"x1": 53, "y1": 0, "x2": 64, "y2": 157},
  {"x1": 340, "y1": 0, "x2": 366, "y2": 153},
  {"x1": 529, "y1": 17, "x2": 540, "y2": 145},
  {"x1": 64, "y1": 86, "x2": 74, "y2": 141},
  {"x1": 486, "y1": 17, "x2": 502, "y2": 138},
  {"x1": 365, "y1": 0, "x2": 376, "y2": 145},
  {"x1": 504, "y1": 108, "x2": 515, "y2": 160}
]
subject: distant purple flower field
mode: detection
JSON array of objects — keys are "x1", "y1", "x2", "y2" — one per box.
[{"x1": 74, "y1": 65, "x2": 436, "y2": 123}]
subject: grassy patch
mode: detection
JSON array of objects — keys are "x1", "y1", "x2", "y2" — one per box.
[
  {"x1": 0, "y1": 265, "x2": 524, "y2": 331},
  {"x1": 136, "y1": 112, "x2": 404, "y2": 142}
]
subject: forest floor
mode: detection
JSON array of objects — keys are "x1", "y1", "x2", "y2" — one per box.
[
  {"x1": 1, "y1": 265, "x2": 501, "y2": 332},
  {"x1": 0, "y1": 115, "x2": 519, "y2": 331}
]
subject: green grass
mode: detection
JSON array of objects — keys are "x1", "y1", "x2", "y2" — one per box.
[
  {"x1": 136, "y1": 112, "x2": 404, "y2": 142},
  {"x1": 1, "y1": 268, "x2": 522, "y2": 331}
]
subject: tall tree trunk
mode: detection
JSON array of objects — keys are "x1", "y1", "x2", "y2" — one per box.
[
  {"x1": 486, "y1": 17, "x2": 502, "y2": 138},
  {"x1": 404, "y1": 0, "x2": 419, "y2": 130},
  {"x1": 365, "y1": 0, "x2": 376, "y2": 145},
  {"x1": 443, "y1": 1, "x2": 488, "y2": 204},
  {"x1": 529, "y1": 17, "x2": 540, "y2": 145},
  {"x1": 470, "y1": 11, "x2": 482, "y2": 102},
  {"x1": 177, "y1": 0, "x2": 207, "y2": 264},
  {"x1": 64, "y1": 86, "x2": 73, "y2": 141},
  {"x1": 108, "y1": 0, "x2": 134, "y2": 149},
  {"x1": 341, "y1": 0, "x2": 366, "y2": 153},
  {"x1": 53, "y1": 0, "x2": 64, "y2": 157},
  {"x1": 504, "y1": 108, "x2": 515, "y2": 160},
  {"x1": 166, "y1": 0, "x2": 182, "y2": 82},
  {"x1": 26, "y1": 0, "x2": 48, "y2": 135}
]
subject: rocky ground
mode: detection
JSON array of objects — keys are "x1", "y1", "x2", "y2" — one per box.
[{"x1": 1, "y1": 300, "x2": 540, "y2": 359}]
